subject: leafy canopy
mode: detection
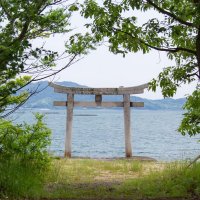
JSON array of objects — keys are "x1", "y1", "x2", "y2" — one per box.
[{"x1": 0, "y1": 0, "x2": 93, "y2": 117}]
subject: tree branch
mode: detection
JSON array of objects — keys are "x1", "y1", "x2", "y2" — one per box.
[
  {"x1": 139, "y1": 38, "x2": 196, "y2": 55},
  {"x1": 187, "y1": 155, "x2": 200, "y2": 168},
  {"x1": 186, "y1": 71, "x2": 200, "y2": 79},
  {"x1": 196, "y1": 28, "x2": 200, "y2": 79},
  {"x1": 0, "y1": 0, "x2": 14, "y2": 22},
  {"x1": 32, "y1": 54, "x2": 79, "y2": 81},
  {"x1": 0, "y1": 90, "x2": 35, "y2": 118},
  {"x1": 146, "y1": 0, "x2": 196, "y2": 28},
  {"x1": 114, "y1": 28, "x2": 197, "y2": 55},
  {"x1": 16, "y1": 21, "x2": 30, "y2": 42}
]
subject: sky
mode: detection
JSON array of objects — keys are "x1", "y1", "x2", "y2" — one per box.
[
  {"x1": 49, "y1": 43, "x2": 196, "y2": 99},
  {"x1": 35, "y1": 6, "x2": 197, "y2": 100},
  {"x1": 42, "y1": 34, "x2": 196, "y2": 100}
]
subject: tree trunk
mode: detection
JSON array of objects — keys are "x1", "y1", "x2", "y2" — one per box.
[{"x1": 196, "y1": 28, "x2": 200, "y2": 79}]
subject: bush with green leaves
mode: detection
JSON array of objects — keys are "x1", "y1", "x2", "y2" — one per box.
[
  {"x1": 179, "y1": 87, "x2": 200, "y2": 136},
  {"x1": 0, "y1": 113, "x2": 51, "y2": 167},
  {"x1": 0, "y1": 113, "x2": 51, "y2": 198}
]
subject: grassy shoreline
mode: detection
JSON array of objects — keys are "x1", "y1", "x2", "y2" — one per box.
[
  {"x1": 1, "y1": 158, "x2": 200, "y2": 200},
  {"x1": 42, "y1": 158, "x2": 200, "y2": 200}
]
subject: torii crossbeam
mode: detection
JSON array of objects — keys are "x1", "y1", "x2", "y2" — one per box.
[{"x1": 49, "y1": 82, "x2": 148, "y2": 158}]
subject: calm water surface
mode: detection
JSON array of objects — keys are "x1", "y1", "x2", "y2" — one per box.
[{"x1": 12, "y1": 109, "x2": 200, "y2": 161}]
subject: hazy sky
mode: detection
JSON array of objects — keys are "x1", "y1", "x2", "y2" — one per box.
[
  {"x1": 49, "y1": 42, "x2": 195, "y2": 99},
  {"x1": 42, "y1": 33, "x2": 195, "y2": 100},
  {"x1": 37, "y1": 8, "x2": 197, "y2": 100}
]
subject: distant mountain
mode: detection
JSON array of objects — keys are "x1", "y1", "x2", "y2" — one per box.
[{"x1": 21, "y1": 81, "x2": 186, "y2": 110}]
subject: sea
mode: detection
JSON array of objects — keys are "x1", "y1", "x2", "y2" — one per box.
[{"x1": 11, "y1": 108, "x2": 200, "y2": 161}]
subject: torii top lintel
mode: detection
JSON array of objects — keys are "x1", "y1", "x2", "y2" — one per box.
[{"x1": 49, "y1": 82, "x2": 149, "y2": 95}]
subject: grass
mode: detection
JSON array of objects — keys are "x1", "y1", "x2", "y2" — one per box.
[
  {"x1": 42, "y1": 159, "x2": 200, "y2": 199},
  {"x1": 1, "y1": 158, "x2": 200, "y2": 199},
  {"x1": 0, "y1": 158, "x2": 46, "y2": 199},
  {"x1": 42, "y1": 158, "x2": 149, "y2": 199},
  {"x1": 40, "y1": 159, "x2": 170, "y2": 199},
  {"x1": 47, "y1": 158, "x2": 145, "y2": 184},
  {"x1": 114, "y1": 162, "x2": 197, "y2": 199}
]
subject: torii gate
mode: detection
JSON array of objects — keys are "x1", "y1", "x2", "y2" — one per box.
[{"x1": 49, "y1": 82, "x2": 148, "y2": 158}]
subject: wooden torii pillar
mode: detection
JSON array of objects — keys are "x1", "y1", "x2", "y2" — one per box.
[{"x1": 49, "y1": 82, "x2": 148, "y2": 158}]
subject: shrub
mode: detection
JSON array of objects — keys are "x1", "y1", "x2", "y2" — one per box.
[
  {"x1": 0, "y1": 113, "x2": 51, "y2": 167},
  {"x1": 0, "y1": 113, "x2": 51, "y2": 198}
]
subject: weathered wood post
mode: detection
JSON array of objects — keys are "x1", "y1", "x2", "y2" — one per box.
[
  {"x1": 65, "y1": 93, "x2": 74, "y2": 158},
  {"x1": 123, "y1": 94, "x2": 132, "y2": 157}
]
